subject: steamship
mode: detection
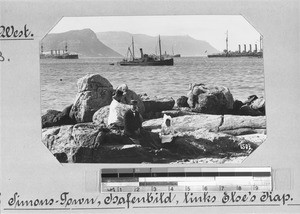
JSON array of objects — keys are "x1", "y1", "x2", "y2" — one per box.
[
  {"x1": 118, "y1": 36, "x2": 174, "y2": 66},
  {"x1": 207, "y1": 32, "x2": 263, "y2": 58},
  {"x1": 40, "y1": 43, "x2": 79, "y2": 59}
]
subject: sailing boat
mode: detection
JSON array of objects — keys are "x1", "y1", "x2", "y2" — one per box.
[{"x1": 118, "y1": 35, "x2": 174, "y2": 66}]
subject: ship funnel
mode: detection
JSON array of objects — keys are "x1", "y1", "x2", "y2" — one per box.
[
  {"x1": 244, "y1": 44, "x2": 246, "y2": 52},
  {"x1": 140, "y1": 48, "x2": 143, "y2": 58},
  {"x1": 238, "y1": 44, "x2": 241, "y2": 53},
  {"x1": 249, "y1": 44, "x2": 252, "y2": 52},
  {"x1": 255, "y1": 44, "x2": 258, "y2": 52}
]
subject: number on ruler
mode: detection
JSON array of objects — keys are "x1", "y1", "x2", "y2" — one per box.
[
  {"x1": 219, "y1": 185, "x2": 224, "y2": 191},
  {"x1": 186, "y1": 186, "x2": 190, "y2": 191},
  {"x1": 152, "y1": 186, "x2": 157, "y2": 191},
  {"x1": 169, "y1": 186, "x2": 174, "y2": 191},
  {"x1": 203, "y1": 186, "x2": 208, "y2": 191},
  {"x1": 107, "y1": 187, "x2": 115, "y2": 192},
  {"x1": 118, "y1": 187, "x2": 122, "y2": 192},
  {"x1": 253, "y1": 185, "x2": 259, "y2": 190},
  {"x1": 134, "y1": 187, "x2": 140, "y2": 192},
  {"x1": 237, "y1": 186, "x2": 242, "y2": 191}
]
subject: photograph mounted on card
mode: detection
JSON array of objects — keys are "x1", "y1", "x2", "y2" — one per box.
[{"x1": 40, "y1": 15, "x2": 266, "y2": 164}]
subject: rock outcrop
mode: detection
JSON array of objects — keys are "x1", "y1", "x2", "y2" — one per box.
[
  {"x1": 41, "y1": 75, "x2": 267, "y2": 164},
  {"x1": 187, "y1": 84, "x2": 234, "y2": 114},
  {"x1": 143, "y1": 114, "x2": 266, "y2": 136},
  {"x1": 239, "y1": 96, "x2": 265, "y2": 116},
  {"x1": 42, "y1": 105, "x2": 76, "y2": 128},
  {"x1": 42, "y1": 113, "x2": 265, "y2": 164},
  {"x1": 140, "y1": 94, "x2": 175, "y2": 119},
  {"x1": 69, "y1": 74, "x2": 114, "y2": 123},
  {"x1": 92, "y1": 105, "x2": 110, "y2": 125},
  {"x1": 176, "y1": 96, "x2": 189, "y2": 108}
]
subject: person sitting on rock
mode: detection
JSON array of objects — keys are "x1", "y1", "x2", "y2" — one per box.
[
  {"x1": 107, "y1": 90, "x2": 130, "y2": 129},
  {"x1": 116, "y1": 84, "x2": 130, "y2": 103},
  {"x1": 124, "y1": 100, "x2": 143, "y2": 140},
  {"x1": 124, "y1": 100, "x2": 161, "y2": 149},
  {"x1": 160, "y1": 114, "x2": 175, "y2": 144}
]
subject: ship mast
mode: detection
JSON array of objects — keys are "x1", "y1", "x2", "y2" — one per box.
[
  {"x1": 259, "y1": 35, "x2": 263, "y2": 52},
  {"x1": 159, "y1": 35, "x2": 162, "y2": 60},
  {"x1": 65, "y1": 43, "x2": 68, "y2": 53},
  {"x1": 226, "y1": 30, "x2": 228, "y2": 52},
  {"x1": 132, "y1": 37, "x2": 135, "y2": 60}
]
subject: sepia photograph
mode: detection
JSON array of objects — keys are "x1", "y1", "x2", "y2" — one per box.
[{"x1": 40, "y1": 15, "x2": 266, "y2": 164}]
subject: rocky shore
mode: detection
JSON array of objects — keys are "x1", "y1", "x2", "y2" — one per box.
[{"x1": 42, "y1": 74, "x2": 266, "y2": 163}]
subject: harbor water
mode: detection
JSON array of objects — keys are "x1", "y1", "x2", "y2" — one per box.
[{"x1": 40, "y1": 57, "x2": 264, "y2": 114}]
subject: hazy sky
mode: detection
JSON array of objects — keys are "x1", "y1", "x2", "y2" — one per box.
[{"x1": 50, "y1": 15, "x2": 262, "y2": 51}]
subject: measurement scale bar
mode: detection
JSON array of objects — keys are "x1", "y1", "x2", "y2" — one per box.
[{"x1": 100, "y1": 167, "x2": 272, "y2": 193}]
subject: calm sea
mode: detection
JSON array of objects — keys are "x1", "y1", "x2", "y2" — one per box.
[{"x1": 40, "y1": 57, "x2": 264, "y2": 113}]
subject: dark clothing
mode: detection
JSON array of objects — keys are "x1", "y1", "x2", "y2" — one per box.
[{"x1": 124, "y1": 110, "x2": 142, "y2": 138}]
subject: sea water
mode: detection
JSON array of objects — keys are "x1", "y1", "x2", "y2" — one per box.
[{"x1": 40, "y1": 57, "x2": 264, "y2": 114}]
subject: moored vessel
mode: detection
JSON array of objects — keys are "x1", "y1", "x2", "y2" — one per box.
[
  {"x1": 207, "y1": 32, "x2": 263, "y2": 58},
  {"x1": 118, "y1": 35, "x2": 174, "y2": 66},
  {"x1": 40, "y1": 43, "x2": 79, "y2": 59}
]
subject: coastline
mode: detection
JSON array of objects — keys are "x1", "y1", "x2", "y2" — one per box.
[{"x1": 41, "y1": 73, "x2": 266, "y2": 164}]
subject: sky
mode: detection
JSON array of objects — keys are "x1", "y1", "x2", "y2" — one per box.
[{"x1": 50, "y1": 15, "x2": 262, "y2": 52}]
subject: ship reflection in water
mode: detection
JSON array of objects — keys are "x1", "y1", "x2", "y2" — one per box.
[
  {"x1": 40, "y1": 43, "x2": 79, "y2": 59},
  {"x1": 208, "y1": 32, "x2": 263, "y2": 58}
]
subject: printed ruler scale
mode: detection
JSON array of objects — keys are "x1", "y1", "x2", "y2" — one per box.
[{"x1": 100, "y1": 167, "x2": 272, "y2": 193}]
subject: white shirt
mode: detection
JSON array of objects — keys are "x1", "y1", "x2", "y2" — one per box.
[{"x1": 107, "y1": 99, "x2": 130, "y2": 126}]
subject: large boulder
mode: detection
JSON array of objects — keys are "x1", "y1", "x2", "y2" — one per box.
[
  {"x1": 143, "y1": 114, "x2": 266, "y2": 136},
  {"x1": 42, "y1": 110, "x2": 62, "y2": 128},
  {"x1": 42, "y1": 105, "x2": 76, "y2": 128},
  {"x1": 142, "y1": 95, "x2": 175, "y2": 113},
  {"x1": 143, "y1": 114, "x2": 223, "y2": 132},
  {"x1": 187, "y1": 84, "x2": 234, "y2": 114},
  {"x1": 237, "y1": 96, "x2": 266, "y2": 116},
  {"x1": 176, "y1": 96, "x2": 189, "y2": 108},
  {"x1": 92, "y1": 105, "x2": 110, "y2": 125},
  {"x1": 219, "y1": 115, "x2": 266, "y2": 131},
  {"x1": 69, "y1": 74, "x2": 114, "y2": 123}
]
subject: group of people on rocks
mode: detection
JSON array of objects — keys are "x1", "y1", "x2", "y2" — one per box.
[{"x1": 107, "y1": 84, "x2": 174, "y2": 147}]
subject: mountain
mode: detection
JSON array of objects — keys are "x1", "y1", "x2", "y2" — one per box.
[
  {"x1": 41, "y1": 29, "x2": 122, "y2": 57},
  {"x1": 96, "y1": 31, "x2": 219, "y2": 57}
]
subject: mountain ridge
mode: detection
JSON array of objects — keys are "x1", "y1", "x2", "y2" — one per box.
[
  {"x1": 97, "y1": 31, "x2": 219, "y2": 57},
  {"x1": 42, "y1": 29, "x2": 122, "y2": 57}
]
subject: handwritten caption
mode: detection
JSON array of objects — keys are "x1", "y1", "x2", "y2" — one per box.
[
  {"x1": 0, "y1": 51, "x2": 4, "y2": 62},
  {"x1": 0, "y1": 25, "x2": 33, "y2": 39},
  {"x1": 7, "y1": 191, "x2": 294, "y2": 210}
]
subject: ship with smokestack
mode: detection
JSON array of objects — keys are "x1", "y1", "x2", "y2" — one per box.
[
  {"x1": 40, "y1": 43, "x2": 79, "y2": 59},
  {"x1": 118, "y1": 35, "x2": 174, "y2": 66},
  {"x1": 207, "y1": 31, "x2": 263, "y2": 58}
]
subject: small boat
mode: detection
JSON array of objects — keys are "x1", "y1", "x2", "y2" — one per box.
[{"x1": 118, "y1": 36, "x2": 174, "y2": 66}]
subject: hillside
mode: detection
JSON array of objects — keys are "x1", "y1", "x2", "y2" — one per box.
[
  {"x1": 42, "y1": 29, "x2": 122, "y2": 57},
  {"x1": 97, "y1": 31, "x2": 219, "y2": 57}
]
